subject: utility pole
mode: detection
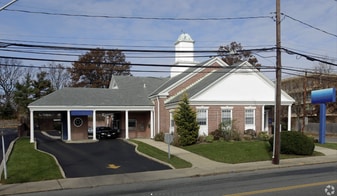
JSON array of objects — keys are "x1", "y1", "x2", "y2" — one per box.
[
  {"x1": 272, "y1": 0, "x2": 281, "y2": 165},
  {"x1": 302, "y1": 71, "x2": 307, "y2": 133}
]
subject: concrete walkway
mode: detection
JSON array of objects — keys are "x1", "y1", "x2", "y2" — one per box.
[
  {"x1": 135, "y1": 139, "x2": 228, "y2": 169},
  {"x1": 0, "y1": 139, "x2": 336, "y2": 195}
]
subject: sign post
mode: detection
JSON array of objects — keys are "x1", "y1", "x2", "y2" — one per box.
[
  {"x1": 311, "y1": 88, "x2": 336, "y2": 144},
  {"x1": 164, "y1": 133, "x2": 173, "y2": 159},
  {"x1": 1, "y1": 131, "x2": 7, "y2": 180}
]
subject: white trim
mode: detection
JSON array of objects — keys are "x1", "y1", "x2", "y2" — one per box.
[{"x1": 28, "y1": 106, "x2": 154, "y2": 111}]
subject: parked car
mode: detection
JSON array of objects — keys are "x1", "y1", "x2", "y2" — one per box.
[{"x1": 95, "y1": 126, "x2": 119, "y2": 139}]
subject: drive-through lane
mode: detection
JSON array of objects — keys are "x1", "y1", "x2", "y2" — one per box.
[{"x1": 35, "y1": 132, "x2": 171, "y2": 178}]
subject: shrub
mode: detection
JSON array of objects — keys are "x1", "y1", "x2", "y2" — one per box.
[
  {"x1": 205, "y1": 135, "x2": 214, "y2": 143},
  {"x1": 154, "y1": 132, "x2": 164, "y2": 141},
  {"x1": 210, "y1": 129, "x2": 222, "y2": 140},
  {"x1": 257, "y1": 132, "x2": 270, "y2": 141},
  {"x1": 269, "y1": 131, "x2": 315, "y2": 155}
]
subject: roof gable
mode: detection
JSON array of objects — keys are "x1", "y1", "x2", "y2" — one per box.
[
  {"x1": 150, "y1": 57, "x2": 228, "y2": 97},
  {"x1": 166, "y1": 61, "x2": 295, "y2": 105}
]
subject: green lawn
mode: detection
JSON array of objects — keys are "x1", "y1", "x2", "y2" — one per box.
[
  {"x1": 1, "y1": 138, "x2": 63, "y2": 184},
  {"x1": 130, "y1": 140, "x2": 192, "y2": 169},
  {"x1": 316, "y1": 143, "x2": 337, "y2": 150},
  {"x1": 183, "y1": 141, "x2": 323, "y2": 164}
]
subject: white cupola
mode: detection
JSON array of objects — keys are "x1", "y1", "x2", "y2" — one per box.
[{"x1": 170, "y1": 33, "x2": 196, "y2": 77}]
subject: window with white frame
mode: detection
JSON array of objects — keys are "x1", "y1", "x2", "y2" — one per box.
[
  {"x1": 197, "y1": 108, "x2": 207, "y2": 125},
  {"x1": 245, "y1": 108, "x2": 255, "y2": 128},
  {"x1": 170, "y1": 112, "x2": 175, "y2": 128},
  {"x1": 169, "y1": 111, "x2": 175, "y2": 133},
  {"x1": 221, "y1": 107, "x2": 232, "y2": 127}
]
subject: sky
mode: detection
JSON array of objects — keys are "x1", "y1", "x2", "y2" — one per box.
[{"x1": 0, "y1": 0, "x2": 336, "y2": 79}]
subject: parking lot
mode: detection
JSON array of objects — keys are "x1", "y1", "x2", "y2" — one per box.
[{"x1": 35, "y1": 132, "x2": 171, "y2": 178}]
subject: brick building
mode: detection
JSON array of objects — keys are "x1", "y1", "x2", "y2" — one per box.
[
  {"x1": 28, "y1": 33, "x2": 295, "y2": 142},
  {"x1": 281, "y1": 73, "x2": 337, "y2": 131}
]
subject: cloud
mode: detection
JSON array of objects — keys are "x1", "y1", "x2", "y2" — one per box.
[{"x1": 0, "y1": 0, "x2": 336, "y2": 78}]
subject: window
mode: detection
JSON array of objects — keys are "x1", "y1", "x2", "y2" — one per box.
[
  {"x1": 169, "y1": 111, "x2": 175, "y2": 133},
  {"x1": 245, "y1": 108, "x2": 255, "y2": 126},
  {"x1": 197, "y1": 108, "x2": 207, "y2": 125},
  {"x1": 221, "y1": 108, "x2": 232, "y2": 128},
  {"x1": 128, "y1": 119, "x2": 137, "y2": 129}
]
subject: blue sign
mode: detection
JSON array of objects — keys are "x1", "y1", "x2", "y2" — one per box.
[
  {"x1": 311, "y1": 88, "x2": 336, "y2": 144},
  {"x1": 70, "y1": 110, "x2": 93, "y2": 116},
  {"x1": 311, "y1": 88, "x2": 336, "y2": 104}
]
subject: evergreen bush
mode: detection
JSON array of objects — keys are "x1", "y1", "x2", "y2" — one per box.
[
  {"x1": 173, "y1": 93, "x2": 199, "y2": 146},
  {"x1": 269, "y1": 131, "x2": 315, "y2": 155}
]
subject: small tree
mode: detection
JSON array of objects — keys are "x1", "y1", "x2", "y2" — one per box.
[{"x1": 173, "y1": 93, "x2": 199, "y2": 146}]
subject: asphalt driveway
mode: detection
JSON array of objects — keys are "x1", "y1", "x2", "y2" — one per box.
[{"x1": 35, "y1": 132, "x2": 171, "y2": 178}]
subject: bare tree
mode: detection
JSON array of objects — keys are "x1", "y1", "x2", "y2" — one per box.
[
  {"x1": 46, "y1": 62, "x2": 70, "y2": 90},
  {"x1": 314, "y1": 61, "x2": 334, "y2": 75},
  {"x1": 218, "y1": 41, "x2": 261, "y2": 68},
  {"x1": 0, "y1": 58, "x2": 24, "y2": 104}
]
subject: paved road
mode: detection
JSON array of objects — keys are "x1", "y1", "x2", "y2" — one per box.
[
  {"x1": 35, "y1": 132, "x2": 171, "y2": 178},
  {"x1": 16, "y1": 163, "x2": 337, "y2": 196},
  {"x1": 0, "y1": 128, "x2": 17, "y2": 161}
]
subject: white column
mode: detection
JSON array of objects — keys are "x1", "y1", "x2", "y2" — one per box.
[
  {"x1": 150, "y1": 110, "x2": 154, "y2": 138},
  {"x1": 156, "y1": 97, "x2": 160, "y2": 134},
  {"x1": 30, "y1": 110, "x2": 34, "y2": 143},
  {"x1": 261, "y1": 105, "x2": 265, "y2": 132},
  {"x1": 93, "y1": 110, "x2": 97, "y2": 140},
  {"x1": 67, "y1": 110, "x2": 71, "y2": 141},
  {"x1": 125, "y1": 110, "x2": 129, "y2": 139},
  {"x1": 288, "y1": 105, "x2": 292, "y2": 131}
]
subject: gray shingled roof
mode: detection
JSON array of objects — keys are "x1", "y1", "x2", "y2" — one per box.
[
  {"x1": 150, "y1": 58, "x2": 214, "y2": 96},
  {"x1": 165, "y1": 65, "x2": 239, "y2": 105},
  {"x1": 29, "y1": 77, "x2": 168, "y2": 107}
]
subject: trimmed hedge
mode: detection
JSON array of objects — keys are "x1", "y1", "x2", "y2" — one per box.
[{"x1": 269, "y1": 131, "x2": 315, "y2": 155}]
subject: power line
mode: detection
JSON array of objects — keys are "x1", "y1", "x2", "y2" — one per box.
[
  {"x1": 5, "y1": 8, "x2": 272, "y2": 21},
  {"x1": 282, "y1": 13, "x2": 337, "y2": 38}
]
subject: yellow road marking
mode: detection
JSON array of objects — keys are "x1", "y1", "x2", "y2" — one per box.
[
  {"x1": 107, "y1": 164, "x2": 120, "y2": 169},
  {"x1": 225, "y1": 179, "x2": 337, "y2": 196}
]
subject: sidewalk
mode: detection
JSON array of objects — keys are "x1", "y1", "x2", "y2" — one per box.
[{"x1": 1, "y1": 139, "x2": 336, "y2": 195}]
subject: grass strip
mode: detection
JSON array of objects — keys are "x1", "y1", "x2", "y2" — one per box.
[
  {"x1": 1, "y1": 138, "x2": 63, "y2": 184},
  {"x1": 129, "y1": 140, "x2": 192, "y2": 169},
  {"x1": 183, "y1": 141, "x2": 324, "y2": 164},
  {"x1": 316, "y1": 143, "x2": 337, "y2": 150}
]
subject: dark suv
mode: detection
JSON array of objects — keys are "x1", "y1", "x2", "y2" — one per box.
[{"x1": 95, "y1": 127, "x2": 119, "y2": 139}]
